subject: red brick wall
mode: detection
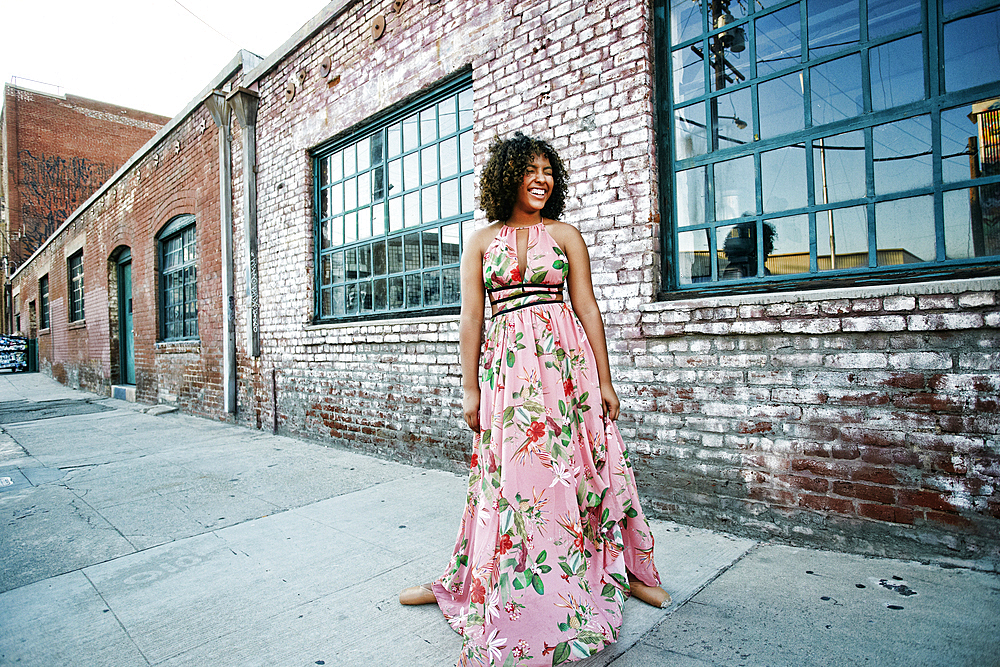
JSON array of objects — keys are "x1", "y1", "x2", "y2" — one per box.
[
  {"x1": 2, "y1": 86, "x2": 169, "y2": 266},
  {"x1": 12, "y1": 106, "x2": 225, "y2": 416}
]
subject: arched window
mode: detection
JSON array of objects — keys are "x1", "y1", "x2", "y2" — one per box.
[{"x1": 158, "y1": 215, "x2": 198, "y2": 341}]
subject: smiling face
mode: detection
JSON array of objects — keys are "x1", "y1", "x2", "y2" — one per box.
[{"x1": 513, "y1": 153, "x2": 554, "y2": 218}]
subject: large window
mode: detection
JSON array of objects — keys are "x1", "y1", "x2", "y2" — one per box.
[
  {"x1": 68, "y1": 251, "x2": 85, "y2": 322},
  {"x1": 313, "y1": 74, "x2": 473, "y2": 320},
  {"x1": 158, "y1": 215, "x2": 198, "y2": 341},
  {"x1": 39, "y1": 275, "x2": 49, "y2": 330},
  {"x1": 660, "y1": 0, "x2": 1000, "y2": 291}
]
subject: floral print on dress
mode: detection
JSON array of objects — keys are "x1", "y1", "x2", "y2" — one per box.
[{"x1": 433, "y1": 222, "x2": 660, "y2": 667}]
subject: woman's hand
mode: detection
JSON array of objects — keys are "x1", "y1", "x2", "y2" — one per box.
[
  {"x1": 601, "y1": 382, "x2": 620, "y2": 421},
  {"x1": 463, "y1": 387, "x2": 481, "y2": 432}
]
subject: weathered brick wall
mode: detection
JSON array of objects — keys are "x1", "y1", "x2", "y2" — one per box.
[
  {"x1": 12, "y1": 106, "x2": 226, "y2": 415},
  {"x1": 2, "y1": 86, "x2": 169, "y2": 266},
  {"x1": 630, "y1": 281, "x2": 1000, "y2": 567}
]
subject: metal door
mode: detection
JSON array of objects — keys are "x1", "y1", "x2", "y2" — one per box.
[{"x1": 119, "y1": 259, "x2": 135, "y2": 385}]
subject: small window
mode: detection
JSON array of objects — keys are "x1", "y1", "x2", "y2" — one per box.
[
  {"x1": 39, "y1": 275, "x2": 50, "y2": 330},
  {"x1": 158, "y1": 215, "x2": 198, "y2": 341},
  {"x1": 313, "y1": 73, "x2": 472, "y2": 320},
  {"x1": 68, "y1": 251, "x2": 85, "y2": 322}
]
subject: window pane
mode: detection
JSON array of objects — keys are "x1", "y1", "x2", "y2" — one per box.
[
  {"x1": 673, "y1": 45, "x2": 704, "y2": 104},
  {"x1": 817, "y1": 205, "x2": 868, "y2": 270},
  {"x1": 423, "y1": 270, "x2": 441, "y2": 306},
  {"x1": 944, "y1": 9, "x2": 1000, "y2": 93},
  {"x1": 406, "y1": 274, "x2": 422, "y2": 307},
  {"x1": 462, "y1": 174, "x2": 475, "y2": 213},
  {"x1": 440, "y1": 137, "x2": 458, "y2": 177},
  {"x1": 329, "y1": 151, "x2": 343, "y2": 182},
  {"x1": 807, "y1": 0, "x2": 859, "y2": 56},
  {"x1": 944, "y1": 186, "x2": 1000, "y2": 259},
  {"x1": 458, "y1": 88, "x2": 473, "y2": 128},
  {"x1": 867, "y1": 0, "x2": 920, "y2": 40},
  {"x1": 765, "y1": 215, "x2": 809, "y2": 276},
  {"x1": 460, "y1": 131, "x2": 474, "y2": 171},
  {"x1": 942, "y1": 104, "x2": 980, "y2": 184},
  {"x1": 333, "y1": 286, "x2": 345, "y2": 314},
  {"x1": 389, "y1": 197, "x2": 403, "y2": 232},
  {"x1": 321, "y1": 254, "x2": 332, "y2": 285},
  {"x1": 345, "y1": 248, "x2": 357, "y2": 280},
  {"x1": 329, "y1": 181, "x2": 343, "y2": 216},
  {"x1": 421, "y1": 146, "x2": 438, "y2": 183},
  {"x1": 388, "y1": 277, "x2": 404, "y2": 309},
  {"x1": 403, "y1": 114, "x2": 419, "y2": 151},
  {"x1": 422, "y1": 186, "x2": 438, "y2": 223},
  {"x1": 388, "y1": 237, "x2": 403, "y2": 273},
  {"x1": 423, "y1": 230, "x2": 441, "y2": 267},
  {"x1": 370, "y1": 132, "x2": 384, "y2": 166},
  {"x1": 345, "y1": 177, "x2": 357, "y2": 211},
  {"x1": 403, "y1": 153, "x2": 419, "y2": 190},
  {"x1": 359, "y1": 281, "x2": 373, "y2": 311},
  {"x1": 373, "y1": 241, "x2": 387, "y2": 275},
  {"x1": 388, "y1": 158, "x2": 402, "y2": 195},
  {"x1": 442, "y1": 267, "x2": 461, "y2": 304},
  {"x1": 404, "y1": 191, "x2": 420, "y2": 227},
  {"x1": 320, "y1": 187, "x2": 330, "y2": 219},
  {"x1": 873, "y1": 115, "x2": 931, "y2": 195},
  {"x1": 322, "y1": 287, "x2": 333, "y2": 317},
  {"x1": 358, "y1": 171, "x2": 372, "y2": 207},
  {"x1": 814, "y1": 130, "x2": 866, "y2": 204},
  {"x1": 869, "y1": 34, "x2": 924, "y2": 111},
  {"x1": 357, "y1": 136, "x2": 371, "y2": 171},
  {"x1": 714, "y1": 155, "x2": 757, "y2": 221},
  {"x1": 675, "y1": 166, "x2": 706, "y2": 227},
  {"x1": 330, "y1": 216, "x2": 344, "y2": 246},
  {"x1": 678, "y1": 228, "x2": 711, "y2": 284},
  {"x1": 755, "y1": 6, "x2": 801, "y2": 77},
  {"x1": 943, "y1": 0, "x2": 983, "y2": 15},
  {"x1": 374, "y1": 278, "x2": 387, "y2": 310},
  {"x1": 670, "y1": 0, "x2": 703, "y2": 43},
  {"x1": 876, "y1": 195, "x2": 935, "y2": 264},
  {"x1": 373, "y1": 166, "x2": 385, "y2": 201},
  {"x1": 811, "y1": 53, "x2": 862, "y2": 125},
  {"x1": 761, "y1": 144, "x2": 806, "y2": 213},
  {"x1": 346, "y1": 283, "x2": 359, "y2": 314},
  {"x1": 712, "y1": 87, "x2": 752, "y2": 150},
  {"x1": 758, "y1": 72, "x2": 804, "y2": 140},
  {"x1": 420, "y1": 107, "x2": 437, "y2": 144},
  {"x1": 442, "y1": 223, "x2": 461, "y2": 264},
  {"x1": 718, "y1": 222, "x2": 763, "y2": 280},
  {"x1": 358, "y1": 245, "x2": 372, "y2": 279},
  {"x1": 344, "y1": 144, "x2": 356, "y2": 176},
  {"x1": 345, "y1": 211, "x2": 358, "y2": 243},
  {"x1": 439, "y1": 97, "x2": 457, "y2": 136},
  {"x1": 373, "y1": 204, "x2": 386, "y2": 236},
  {"x1": 405, "y1": 233, "x2": 421, "y2": 271},
  {"x1": 675, "y1": 103, "x2": 707, "y2": 159},
  {"x1": 441, "y1": 178, "x2": 459, "y2": 218}
]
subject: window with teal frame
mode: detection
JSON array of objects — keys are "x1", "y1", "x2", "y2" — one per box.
[
  {"x1": 658, "y1": 0, "x2": 1000, "y2": 293},
  {"x1": 158, "y1": 215, "x2": 198, "y2": 341},
  {"x1": 313, "y1": 74, "x2": 474, "y2": 320}
]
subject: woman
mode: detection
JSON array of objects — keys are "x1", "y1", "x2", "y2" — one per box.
[{"x1": 400, "y1": 132, "x2": 669, "y2": 666}]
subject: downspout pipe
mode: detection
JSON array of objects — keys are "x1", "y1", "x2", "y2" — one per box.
[
  {"x1": 204, "y1": 91, "x2": 237, "y2": 414},
  {"x1": 227, "y1": 86, "x2": 261, "y2": 358}
]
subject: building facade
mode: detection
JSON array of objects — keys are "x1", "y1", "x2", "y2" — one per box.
[
  {"x1": 0, "y1": 84, "x2": 169, "y2": 332},
  {"x1": 11, "y1": 0, "x2": 1000, "y2": 569}
]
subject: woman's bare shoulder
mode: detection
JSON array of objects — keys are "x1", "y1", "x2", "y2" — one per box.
[
  {"x1": 467, "y1": 222, "x2": 505, "y2": 254},
  {"x1": 543, "y1": 220, "x2": 585, "y2": 249}
]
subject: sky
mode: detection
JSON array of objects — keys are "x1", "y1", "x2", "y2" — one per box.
[{"x1": 1, "y1": 0, "x2": 329, "y2": 118}]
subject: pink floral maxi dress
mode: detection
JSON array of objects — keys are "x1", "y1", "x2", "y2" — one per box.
[{"x1": 432, "y1": 222, "x2": 660, "y2": 667}]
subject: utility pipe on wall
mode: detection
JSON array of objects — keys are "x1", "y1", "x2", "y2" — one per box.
[{"x1": 204, "y1": 90, "x2": 237, "y2": 414}]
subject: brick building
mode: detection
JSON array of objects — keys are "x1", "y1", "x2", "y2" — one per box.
[
  {"x1": 0, "y1": 83, "x2": 169, "y2": 332},
  {"x1": 11, "y1": 0, "x2": 1000, "y2": 570}
]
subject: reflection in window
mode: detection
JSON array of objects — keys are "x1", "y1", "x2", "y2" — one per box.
[
  {"x1": 675, "y1": 103, "x2": 708, "y2": 159},
  {"x1": 758, "y1": 72, "x2": 804, "y2": 140},
  {"x1": 818, "y1": 205, "x2": 869, "y2": 270},
  {"x1": 756, "y1": 6, "x2": 801, "y2": 77},
  {"x1": 673, "y1": 46, "x2": 705, "y2": 104},
  {"x1": 867, "y1": 0, "x2": 921, "y2": 39},
  {"x1": 669, "y1": 0, "x2": 703, "y2": 44},
  {"x1": 941, "y1": 104, "x2": 981, "y2": 183},
  {"x1": 718, "y1": 221, "x2": 776, "y2": 280},
  {"x1": 814, "y1": 131, "x2": 866, "y2": 204},
  {"x1": 714, "y1": 155, "x2": 757, "y2": 221},
  {"x1": 869, "y1": 34, "x2": 924, "y2": 111},
  {"x1": 761, "y1": 145, "x2": 806, "y2": 213},
  {"x1": 876, "y1": 196, "x2": 935, "y2": 264},
  {"x1": 764, "y1": 215, "x2": 810, "y2": 276},
  {"x1": 712, "y1": 87, "x2": 753, "y2": 150},
  {"x1": 944, "y1": 186, "x2": 1000, "y2": 259},
  {"x1": 315, "y1": 82, "x2": 471, "y2": 319},
  {"x1": 678, "y1": 228, "x2": 711, "y2": 284},
  {"x1": 943, "y1": 8, "x2": 1000, "y2": 92},
  {"x1": 807, "y1": 0, "x2": 859, "y2": 56},
  {"x1": 675, "y1": 166, "x2": 706, "y2": 227},
  {"x1": 873, "y1": 116, "x2": 932, "y2": 195},
  {"x1": 811, "y1": 53, "x2": 862, "y2": 125}
]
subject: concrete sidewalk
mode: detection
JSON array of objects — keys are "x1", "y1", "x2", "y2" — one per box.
[{"x1": 0, "y1": 373, "x2": 997, "y2": 666}]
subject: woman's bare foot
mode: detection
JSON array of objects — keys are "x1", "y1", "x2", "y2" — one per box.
[
  {"x1": 399, "y1": 582, "x2": 437, "y2": 605},
  {"x1": 628, "y1": 575, "x2": 672, "y2": 608}
]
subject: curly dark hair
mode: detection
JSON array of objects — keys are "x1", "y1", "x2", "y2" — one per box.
[{"x1": 479, "y1": 132, "x2": 568, "y2": 222}]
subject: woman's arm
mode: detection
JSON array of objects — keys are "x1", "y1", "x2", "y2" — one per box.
[
  {"x1": 552, "y1": 222, "x2": 620, "y2": 421},
  {"x1": 458, "y1": 226, "x2": 490, "y2": 431}
]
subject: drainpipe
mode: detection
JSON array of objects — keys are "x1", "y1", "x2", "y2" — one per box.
[
  {"x1": 227, "y1": 87, "x2": 261, "y2": 358},
  {"x1": 205, "y1": 91, "x2": 237, "y2": 414}
]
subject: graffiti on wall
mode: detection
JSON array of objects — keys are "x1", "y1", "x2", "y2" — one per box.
[{"x1": 15, "y1": 150, "x2": 117, "y2": 263}]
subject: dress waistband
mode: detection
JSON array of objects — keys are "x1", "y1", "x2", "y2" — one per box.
[{"x1": 488, "y1": 283, "x2": 564, "y2": 318}]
